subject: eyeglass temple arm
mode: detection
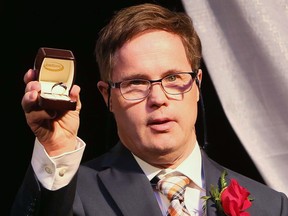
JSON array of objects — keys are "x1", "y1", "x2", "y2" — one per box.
[{"x1": 195, "y1": 76, "x2": 209, "y2": 151}]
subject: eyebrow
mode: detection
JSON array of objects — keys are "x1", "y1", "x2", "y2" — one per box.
[{"x1": 118, "y1": 69, "x2": 183, "y2": 81}]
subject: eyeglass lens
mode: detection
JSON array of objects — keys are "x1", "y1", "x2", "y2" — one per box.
[{"x1": 120, "y1": 72, "x2": 195, "y2": 100}]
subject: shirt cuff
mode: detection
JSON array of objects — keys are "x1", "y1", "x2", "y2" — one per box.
[{"x1": 31, "y1": 137, "x2": 86, "y2": 190}]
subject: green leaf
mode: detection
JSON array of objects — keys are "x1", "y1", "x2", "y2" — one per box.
[
  {"x1": 220, "y1": 170, "x2": 228, "y2": 189},
  {"x1": 201, "y1": 195, "x2": 211, "y2": 201}
]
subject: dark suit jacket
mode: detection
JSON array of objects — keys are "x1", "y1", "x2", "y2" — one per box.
[{"x1": 11, "y1": 142, "x2": 288, "y2": 216}]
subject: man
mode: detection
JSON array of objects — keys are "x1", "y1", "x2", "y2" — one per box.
[{"x1": 11, "y1": 3, "x2": 288, "y2": 216}]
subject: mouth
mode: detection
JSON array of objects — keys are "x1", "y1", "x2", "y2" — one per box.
[{"x1": 147, "y1": 118, "x2": 174, "y2": 132}]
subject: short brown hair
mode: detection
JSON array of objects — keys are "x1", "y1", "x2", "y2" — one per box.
[{"x1": 95, "y1": 3, "x2": 202, "y2": 81}]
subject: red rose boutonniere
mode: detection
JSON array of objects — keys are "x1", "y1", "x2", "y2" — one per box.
[{"x1": 202, "y1": 170, "x2": 254, "y2": 216}]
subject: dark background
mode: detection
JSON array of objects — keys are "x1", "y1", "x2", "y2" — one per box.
[{"x1": 6, "y1": 0, "x2": 264, "y2": 214}]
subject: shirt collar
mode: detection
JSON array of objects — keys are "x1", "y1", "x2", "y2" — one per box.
[{"x1": 133, "y1": 142, "x2": 204, "y2": 189}]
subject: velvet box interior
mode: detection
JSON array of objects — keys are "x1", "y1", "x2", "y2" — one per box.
[{"x1": 34, "y1": 47, "x2": 77, "y2": 110}]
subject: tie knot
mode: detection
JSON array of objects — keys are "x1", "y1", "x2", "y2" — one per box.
[{"x1": 157, "y1": 174, "x2": 190, "y2": 201}]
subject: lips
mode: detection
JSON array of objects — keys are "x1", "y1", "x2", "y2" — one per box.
[{"x1": 148, "y1": 118, "x2": 174, "y2": 132}]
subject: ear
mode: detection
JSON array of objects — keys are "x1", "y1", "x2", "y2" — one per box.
[
  {"x1": 97, "y1": 81, "x2": 110, "y2": 107},
  {"x1": 195, "y1": 69, "x2": 203, "y2": 101},
  {"x1": 196, "y1": 69, "x2": 202, "y2": 88}
]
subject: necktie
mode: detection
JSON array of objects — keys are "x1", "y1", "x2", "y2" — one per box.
[{"x1": 156, "y1": 174, "x2": 191, "y2": 216}]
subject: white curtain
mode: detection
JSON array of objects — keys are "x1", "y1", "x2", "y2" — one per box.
[{"x1": 182, "y1": 0, "x2": 288, "y2": 195}]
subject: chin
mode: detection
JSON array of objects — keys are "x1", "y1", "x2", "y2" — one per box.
[{"x1": 149, "y1": 143, "x2": 177, "y2": 155}]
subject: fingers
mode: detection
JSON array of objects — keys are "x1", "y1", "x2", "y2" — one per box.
[
  {"x1": 24, "y1": 69, "x2": 37, "y2": 84},
  {"x1": 70, "y1": 85, "x2": 82, "y2": 111},
  {"x1": 69, "y1": 85, "x2": 80, "y2": 100},
  {"x1": 22, "y1": 70, "x2": 42, "y2": 113},
  {"x1": 21, "y1": 89, "x2": 40, "y2": 113}
]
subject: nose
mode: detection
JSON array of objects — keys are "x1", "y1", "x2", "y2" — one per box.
[{"x1": 147, "y1": 82, "x2": 168, "y2": 105}]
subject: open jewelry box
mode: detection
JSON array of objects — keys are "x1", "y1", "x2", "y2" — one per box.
[{"x1": 34, "y1": 47, "x2": 77, "y2": 110}]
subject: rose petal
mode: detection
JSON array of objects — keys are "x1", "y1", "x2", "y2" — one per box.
[{"x1": 221, "y1": 179, "x2": 252, "y2": 216}]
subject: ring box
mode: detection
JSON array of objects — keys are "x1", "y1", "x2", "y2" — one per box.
[{"x1": 34, "y1": 47, "x2": 77, "y2": 110}]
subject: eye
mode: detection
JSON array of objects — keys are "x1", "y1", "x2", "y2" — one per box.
[{"x1": 165, "y1": 74, "x2": 179, "y2": 82}]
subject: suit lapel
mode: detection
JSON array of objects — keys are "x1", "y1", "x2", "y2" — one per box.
[
  {"x1": 201, "y1": 150, "x2": 226, "y2": 216},
  {"x1": 98, "y1": 143, "x2": 162, "y2": 216}
]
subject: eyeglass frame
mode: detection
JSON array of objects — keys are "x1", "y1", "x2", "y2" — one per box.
[{"x1": 107, "y1": 71, "x2": 199, "y2": 101}]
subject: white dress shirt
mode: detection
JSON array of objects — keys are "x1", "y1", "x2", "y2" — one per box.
[{"x1": 31, "y1": 137, "x2": 85, "y2": 190}]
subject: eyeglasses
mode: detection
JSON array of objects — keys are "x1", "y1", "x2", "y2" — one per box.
[{"x1": 108, "y1": 71, "x2": 198, "y2": 100}]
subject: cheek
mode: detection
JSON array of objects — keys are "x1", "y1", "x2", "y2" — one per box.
[
  {"x1": 112, "y1": 99, "x2": 144, "y2": 129},
  {"x1": 184, "y1": 105, "x2": 198, "y2": 125},
  {"x1": 180, "y1": 93, "x2": 199, "y2": 126},
  {"x1": 116, "y1": 108, "x2": 141, "y2": 126},
  {"x1": 114, "y1": 105, "x2": 145, "y2": 143}
]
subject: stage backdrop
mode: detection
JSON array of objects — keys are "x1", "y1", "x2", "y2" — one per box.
[{"x1": 182, "y1": 0, "x2": 288, "y2": 195}]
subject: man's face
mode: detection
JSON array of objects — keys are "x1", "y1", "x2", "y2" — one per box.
[{"x1": 99, "y1": 30, "x2": 201, "y2": 168}]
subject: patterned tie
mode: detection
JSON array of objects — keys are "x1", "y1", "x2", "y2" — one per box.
[{"x1": 156, "y1": 174, "x2": 191, "y2": 216}]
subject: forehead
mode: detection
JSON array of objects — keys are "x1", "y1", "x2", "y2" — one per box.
[{"x1": 113, "y1": 30, "x2": 190, "y2": 79}]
